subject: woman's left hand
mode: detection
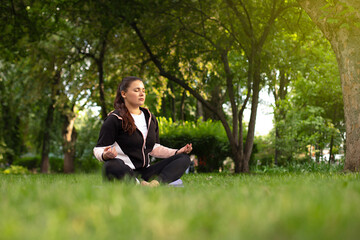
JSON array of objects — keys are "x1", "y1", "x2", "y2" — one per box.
[{"x1": 178, "y1": 143, "x2": 193, "y2": 154}]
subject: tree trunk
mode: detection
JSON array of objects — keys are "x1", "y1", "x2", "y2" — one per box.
[
  {"x1": 336, "y1": 40, "x2": 360, "y2": 171},
  {"x1": 62, "y1": 110, "x2": 77, "y2": 173},
  {"x1": 180, "y1": 90, "x2": 186, "y2": 121},
  {"x1": 243, "y1": 72, "x2": 261, "y2": 172},
  {"x1": 297, "y1": 0, "x2": 360, "y2": 171},
  {"x1": 97, "y1": 37, "x2": 108, "y2": 121},
  {"x1": 273, "y1": 69, "x2": 289, "y2": 165},
  {"x1": 97, "y1": 58, "x2": 107, "y2": 120},
  {"x1": 40, "y1": 69, "x2": 61, "y2": 173},
  {"x1": 204, "y1": 84, "x2": 223, "y2": 121},
  {"x1": 169, "y1": 82, "x2": 176, "y2": 121},
  {"x1": 329, "y1": 134, "x2": 334, "y2": 164},
  {"x1": 196, "y1": 100, "x2": 204, "y2": 120},
  {"x1": 274, "y1": 126, "x2": 281, "y2": 165},
  {"x1": 40, "y1": 103, "x2": 54, "y2": 173}
]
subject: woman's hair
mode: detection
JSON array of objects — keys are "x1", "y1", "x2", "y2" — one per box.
[{"x1": 114, "y1": 76, "x2": 143, "y2": 135}]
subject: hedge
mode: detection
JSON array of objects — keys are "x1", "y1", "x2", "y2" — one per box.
[{"x1": 158, "y1": 117, "x2": 232, "y2": 172}]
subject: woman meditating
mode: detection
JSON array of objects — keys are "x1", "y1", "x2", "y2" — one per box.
[{"x1": 93, "y1": 76, "x2": 192, "y2": 187}]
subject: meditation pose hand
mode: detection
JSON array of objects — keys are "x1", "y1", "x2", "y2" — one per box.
[
  {"x1": 103, "y1": 146, "x2": 117, "y2": 160},
  {"x1": 177, "y1": 143, "x2": 193, "y2": 155}
]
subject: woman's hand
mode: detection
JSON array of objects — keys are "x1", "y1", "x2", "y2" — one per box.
[
  {"x1": 177, "y1": 143, "x2": 193, "y2": 154},
  {"x1": 102, "y1": 146, "x2": 117, "y2": 160}
]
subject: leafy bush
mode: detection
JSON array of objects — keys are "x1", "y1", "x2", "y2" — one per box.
[
  {"x1": 0, "y1": 140, "x2": 14, "y2": 165},
  {"x1": 12, "y1": 155, "x2": 41, "y2": 170},
  {"x1": 12, "y1": 155, "x2": 64, "y2": 173},
  {"x1": 74, "y1": 109, "x2": 102, "y2": 173},
  {"x1": 2, "y1": 165, "x2": 29, "y2": 174},
  {"x1": 49, "y1": 156, "x2": 64, "y2": 173},
  {"x1": 158, "y1": 117, "x2": 231, "y2": 172},
  {"x1": 75, "y1": 157, "x2": 102, "y2": 173},
  {"x1": 13, "y1": 153, "x2": 101, "y2": 173}
]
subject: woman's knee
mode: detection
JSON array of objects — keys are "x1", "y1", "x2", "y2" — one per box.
[
  {"x1": 103, "y1": 159, "x2": 133, "y2": 180},
  {"x1": 178, "y1": 153, "x2": 191, "y2": 168}
]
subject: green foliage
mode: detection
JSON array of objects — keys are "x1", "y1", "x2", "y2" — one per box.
[
  {"x1": 253, "y1": 135, "x2": 275, "y2": 166},
  {"x1": 0, "y1": 0, "x2": 351, "y2": 173},
  {"x1": 12, "y1": 153, "x2": 101, "y2": 174},
  {"x1": 12, "y1": 155, "x2": 64, "y2": 173},
  {"x1": 269, "y1": 31, "x2": 344, "y2": 165},
  {"x1": 158, "y1": 117, "x2": 231, "y2": 172},
  {"x1": 12, "y1": 155, "x2": 41, "y2": 170},
  {"x1": 0, "y1": 62, "x2": 28, "y2": 164},
  {"x1": 74, "y1": 158, "x2": 102, "y2": 173},
  {"x1": 74, "y1": 109, "x2": 103, "y2": 173},
  {"x1": 49, "y1": 156, "x2": 64, "y2": 173},
  {"x1": 322, "y1": 1, "x2": 360, "y2": 29},
  {"x1": 0, "y1": 140, "x2": 13, "y2": 165},
  {"x1": 2, "y1": 165, "x2": 29, "y2": 174}
]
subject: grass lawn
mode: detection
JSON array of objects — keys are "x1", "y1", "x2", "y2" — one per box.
[{"x1": 1, "y1": 172, "x2": 360, "y2": 240}]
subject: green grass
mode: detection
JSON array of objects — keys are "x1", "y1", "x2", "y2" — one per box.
[{"x1": 1, "y1": 172, "x2": 360, "y2": 240}]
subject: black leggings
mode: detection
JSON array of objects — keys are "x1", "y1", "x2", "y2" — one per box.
[{"x1": 103, "y1": 153, "x2": 191, "y2": 183}]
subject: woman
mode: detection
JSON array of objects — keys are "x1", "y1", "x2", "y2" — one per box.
[{"x1": 93, "y1": 76, "x2": 192, "y2": 187}]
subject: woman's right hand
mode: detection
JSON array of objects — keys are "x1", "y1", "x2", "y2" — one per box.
[{"x1": 102, "y1": 146, "x2": 117, "y2": 160}]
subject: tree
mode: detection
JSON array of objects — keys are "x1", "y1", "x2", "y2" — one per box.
[
  {"x1": 265, "y1": 9, "x2": 345, "y2": 165},
  {"x1": 0, "y1": 62, "x2": 27, "y2": 164},
  {"x1": 297, "y1": 0, "x2": 360, "y2": 171},
  {"x1": 125, "y1": 0, "x2": 296, "y2": 172},
  {"x1": 264, "y1": 5, "x2": 312, "y2": 165}
]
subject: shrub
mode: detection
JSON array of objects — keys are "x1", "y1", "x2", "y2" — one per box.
[
  {"x1": 158, "y1": 117, "x2": 231, "y2": 172},
  {"x1": 12, "y1": 155, "x2": 41, "y2": 170},
  {"x1": 75, "y1": 157, "x2": 102, "y2": 173},
  {"x1": 3, "y1": 165, "x2": 29, "y2": 174},
  {"x1": 74, "y1": 110, "x2": 102, "y2": 173},
  {"x1": 12, "y1": 155, "x2": 64, "y2": 173},
  {"x1": 49, "y1": 156, "x2": 64, "y2": 173}
]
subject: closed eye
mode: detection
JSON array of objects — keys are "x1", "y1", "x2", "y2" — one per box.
[{"x1": 134, "y1": 88, "x2": 146, "y2": 93}]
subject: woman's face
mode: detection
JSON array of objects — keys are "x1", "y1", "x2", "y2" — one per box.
[{"x1": 121, "y1": 80, "x2": 146, "y2": 108}]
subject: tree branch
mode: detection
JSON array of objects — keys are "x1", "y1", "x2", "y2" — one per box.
[
  {"x1": 129, "y1": 21, "x2": 219, "y2": 117},
  {"x1": 225, "y1": 0, "x2": 253, "y2": 39}
]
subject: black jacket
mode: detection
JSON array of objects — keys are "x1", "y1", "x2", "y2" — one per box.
[{"x1": 93, "y1": 107, "x2": 176, "y2": 169}]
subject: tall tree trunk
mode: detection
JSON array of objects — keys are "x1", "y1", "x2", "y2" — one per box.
[
  {"x1": 97, "y1": 57, "x2": 107, "y2": 120},
  {"x1": 96, "y1": 37, "x2": 108, "y2": 120},
  {"x1": 62, "y1": 110, "x2": 77, "y2": 173},
  {"x1": 180, "y1": 90, "x2": 186, "y2": 121},
  {"x1": 204, "y1": 86, "x2": 223, "y2": 121},
  {"x1": 243, "y1": 67, "x2": 261, "y2": 172},
  {"x1": 273, "y1": 69, "x2": 288, "y2": 165},
  {"x1": 40, "y1": 69, "x2": 61, "y2": 173},
  {"x1": 329, "y1": 134, "x2": 334, "y2": 164},
  {"x1": 196, "y1": 100, "x2": 204, "y2": 120},
  {"x1": 274, "y1": 126, "x2": 281, "y2": 165},
  {"x1": 169, "y1": 82, "x2": 176, "y2": 121},
  {"x1": 298, "y1": 0, "x2": 360, "y2": 171},
  {"x1": 40, "y1": 103, "x2": 54, "y2": 173}
]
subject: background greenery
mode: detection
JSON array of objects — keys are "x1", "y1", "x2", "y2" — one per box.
[{"x1": 0, "y1": 0, "x2": 345, "y2": 173}]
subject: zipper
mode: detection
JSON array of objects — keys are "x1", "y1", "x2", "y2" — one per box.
[
  {"x1": 140, "y1": 110, "x2": 152, "y2": 167},
  {"x1": 140, "y1": 129, "x2": 146, "y2": 168}
]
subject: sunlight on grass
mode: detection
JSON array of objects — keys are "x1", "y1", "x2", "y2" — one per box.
[{"x1": 1, "y1": 173, "x2": 360, "y2": 239}]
